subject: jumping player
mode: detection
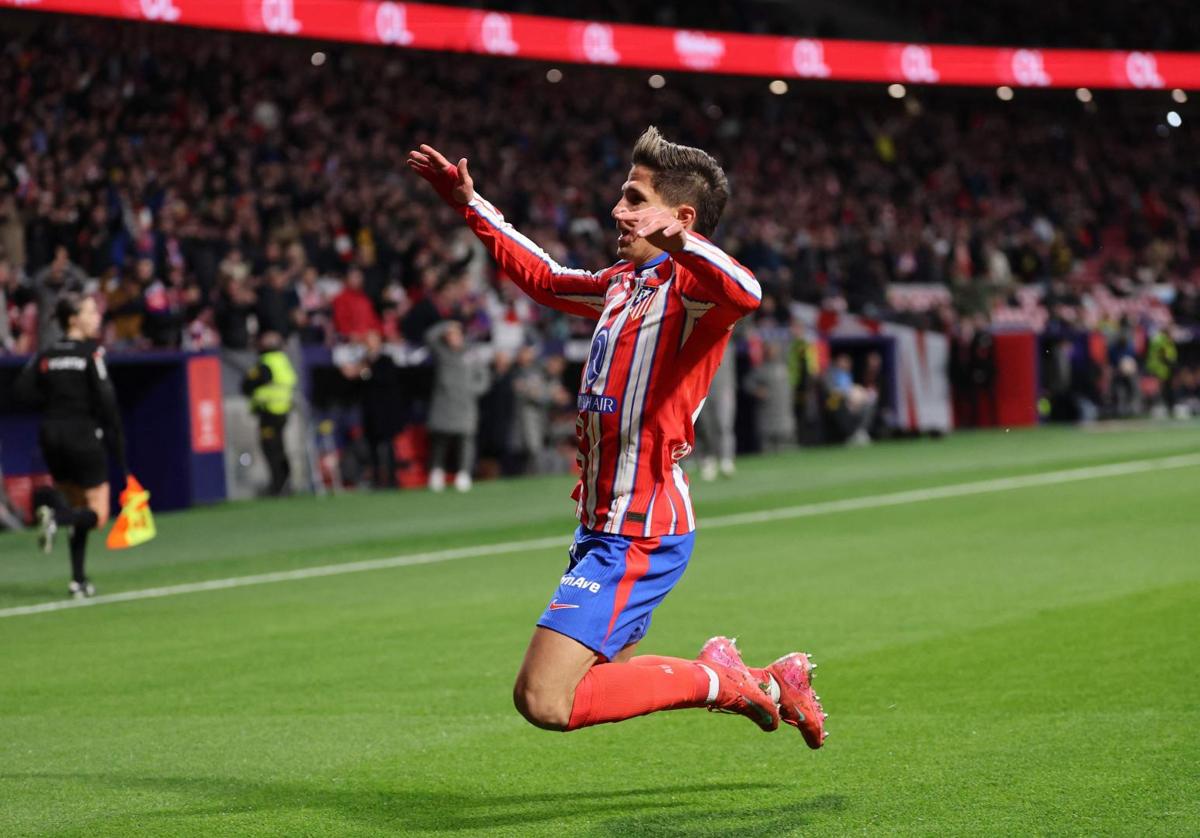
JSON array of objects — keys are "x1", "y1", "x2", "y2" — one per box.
[
  {"x1": 407, "y1": 128, "x2": 826, "y2": 746},
  {"x1": 16, "y1": 293, "x2": 127, "y2": 598}
]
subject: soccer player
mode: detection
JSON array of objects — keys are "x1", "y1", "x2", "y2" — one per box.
[
  {"x1": 407, "y1": 128, "x2": 826, "y2": 746},
  {"x1": 16, "y1": 293, "x2": 127, "y2": 599}
]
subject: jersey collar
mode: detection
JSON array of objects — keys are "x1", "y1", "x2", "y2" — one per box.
[{"x1": 635, "y1": 252, "x2": 670, "y2": 273}]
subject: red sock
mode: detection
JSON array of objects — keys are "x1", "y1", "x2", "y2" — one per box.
[
  {"x1": 626, "y1": 654, "x2": 685, "y2": 667},
  {"x1": 566, "y1": 660, "x2": 717, "y2": 730},
  {"x1": 634, "y1": 656, "x2": 777, "y2": 693},
  {"x1": 634, "y1": 656, "x2": 774, "y2": 686}
]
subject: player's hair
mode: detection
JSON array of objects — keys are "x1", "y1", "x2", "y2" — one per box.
[
  {"x1": 55, "y1": 292, "x2": 84, "y2": 331},
  {"x1": 631, "y1": 126, "x2": 729, "y2": 237}
]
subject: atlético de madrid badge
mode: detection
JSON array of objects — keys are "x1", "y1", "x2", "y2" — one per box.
[{"x1": 627, "y1": 284, "x2": 660, "y2": 320}]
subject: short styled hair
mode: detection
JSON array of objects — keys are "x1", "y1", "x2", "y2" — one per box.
[
  {"x1": 631, "y1": 126, "x2": 729, "y2": 237},
  {"x1": 55, "y1": 292, "x2": 83, "y2": 331}
]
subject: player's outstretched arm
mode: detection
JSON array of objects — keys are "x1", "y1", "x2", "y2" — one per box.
[
  {"x1": 406, "y1": 144, "x2": 475, "y2": 206},
  {"x1": 406, "y1": 143, "x2": 608, "y2": 320},
  {"x1": 615, "y1": 206, "x2": 761, "y2": 321}
]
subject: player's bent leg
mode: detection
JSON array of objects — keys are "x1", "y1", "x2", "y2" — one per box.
[
  {"x1": 84, "y1": 482, "x2": 110, "y2": 528},
  {"x1": 513, "y1": 627, "x2": 599, "y2": 731},
  {"x1": 609, "y1": 641, "x2": 640, "y2": 663}
]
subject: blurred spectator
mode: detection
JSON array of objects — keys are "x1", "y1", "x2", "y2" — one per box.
[
  {"x1": 296, "y1": 267, "x2": 332, "y2": 345},
  {"x1": 402, "y1": 276, "x2": 467, "y2": 345},
  {"x1": 511, "y1": 345, "x2": 571, "y2": 474},
  {"x1": 425, "y1": 320, "x2": 491, "y2": 492},
  {"x1": 104, "y1": 270, "x2": 145, "y2": 348},
  {"x1": 141, "y1": 259, "x2": 187, "y2": 348},
  {"x1": 746, "y1": 340, "x2": 797, "y2": 452},
  {"x1": 0, "y1": 190, "x2": 25, "y2": 271},
  {"x1": 0, "y1": 260, "x2": 15, "y2": 352},
  {"x1": 216, "y1": 273, "x2": 257, "y2": 350},
  {"x1": 1175, "y1": 366, "x2": 1200, "y2": 417},
  {"x1": 257, "y1": 267, "x2": 302, "y2": 340},
  {"x1": 1043, "y1": 337, "x2": 1076, "y2": 423},
  {"x1": 694, "y1": 340, "x2": 738, "y2": 479},
  {"x1": 349, "y1": 331, "x2": 407, "y2": 488},
  {"x1": 33, "y1": 246, "x2": 86, "y2": 350},
  {"x1": 478, "y1": 350, "x2": 517, "y2": 477},
  {"x1": 824, "y1": 353, "x2": 878, "y2": 445},
  {"x1": 332, "y1": 268, "x2": 381, "y2": 340},
  {"x1": 1108, "y1": 322, "x2": 1141, "y2": 418},
  {"x1": 1145, "y1": 328, "x2": 1179, "y2": 413},
  {"x1": 542, "y1": 353, "x2": 581, "y2": 473}
]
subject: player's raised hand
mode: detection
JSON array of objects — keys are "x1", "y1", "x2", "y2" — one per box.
[
  {"x1": 406, "y1": 144, "x2": 475, "y2": 205},
  {"x1": 613, "y1": 206, "x2": 688, "y2": 252}
]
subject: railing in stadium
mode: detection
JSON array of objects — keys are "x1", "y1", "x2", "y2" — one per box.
[{"x1": 9, "y1": 0, "x2": 1200, "y2": 91}]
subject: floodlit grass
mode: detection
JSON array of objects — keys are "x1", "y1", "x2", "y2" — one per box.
[{"x1": 2, "y1": 424, "x2": 1198, "y2": 836}]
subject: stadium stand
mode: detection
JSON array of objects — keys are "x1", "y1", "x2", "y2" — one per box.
[{"x1": 1, "y1": 14, "x2": 1198, "y2": 498}]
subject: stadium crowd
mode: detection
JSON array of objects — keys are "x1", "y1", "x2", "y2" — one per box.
[{"x1": 2, "y1": 18, "x2": 1198, "y2": 484}]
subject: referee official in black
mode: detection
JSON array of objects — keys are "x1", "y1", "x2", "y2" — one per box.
[{"x1": 16, "y1": 293, "x2": 128, "y2": 599}]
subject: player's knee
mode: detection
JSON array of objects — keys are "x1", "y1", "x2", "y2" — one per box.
[
  {"x1": 94, "y1": 509, "x2": 109, "y2": 528},
  {"x1": 512, "y1": 680, "x2": 571, "y2": 731}
]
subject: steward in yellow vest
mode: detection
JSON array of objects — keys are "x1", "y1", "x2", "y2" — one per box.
[{"x1": 242, "y1": 332, "x2": 297, "y2": 495}]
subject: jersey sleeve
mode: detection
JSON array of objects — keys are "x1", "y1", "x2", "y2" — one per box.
[
  {"x1": 672, "y1": 233, "x2": 762, "y2": 325},
  {"x1": 88, "y1": 348, "x2": 128, "y2": 473},
  {"x1": 460, "y1": 193, "x2": 610, "y2": 320}
]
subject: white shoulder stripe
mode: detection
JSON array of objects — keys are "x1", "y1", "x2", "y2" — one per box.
[
  {"x1": 470, "y1": 194, "x2": 595, "y2": 278},
  {"x1": 682, "y1": 236, "x2": 762, "y2": 300}
]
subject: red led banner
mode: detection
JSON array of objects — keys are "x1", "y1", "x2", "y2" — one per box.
[{"x1": 5, "y1": 0, "x2": 1199, "y2": 90}]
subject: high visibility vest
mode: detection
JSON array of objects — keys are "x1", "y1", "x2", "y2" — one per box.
[
  {"x1": 1145, "y1": 333, "x2": 1177, "y2": 382},
  {"x1": 251, "y1": 350, "x2": 296, "y2": 416}
]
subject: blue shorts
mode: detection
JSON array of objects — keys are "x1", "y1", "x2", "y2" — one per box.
[{"x1": 537, "y1": 525, "x2": 695, "y2": 661}]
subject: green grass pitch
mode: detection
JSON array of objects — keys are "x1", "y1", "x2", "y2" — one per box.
[{"x1": 2, "y1": 424, "x2": 1198, "y2": 836}]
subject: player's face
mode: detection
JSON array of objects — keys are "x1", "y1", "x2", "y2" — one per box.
[
  {"x1": 74, "y1": 298, "x2": 101, "y2": 339},
  {"x1": 612, "y1": 165, "x2": 674, "y2": 265}
]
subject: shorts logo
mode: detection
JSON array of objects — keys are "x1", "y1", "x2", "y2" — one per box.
[
  {"x1": 560, "y1": 574, "x2": 602, "y2": 594},
  {"x1": 548, "y1": 600, "x2": 580, "y2": 611},
  {"x1": 577, "y1": 393, "x2": 618, "y2": 414}
]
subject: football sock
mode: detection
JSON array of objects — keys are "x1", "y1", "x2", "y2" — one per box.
[
  {"x1": 69, "y1": 525, "x2": 90, "y2": 584},
  {"x1": 748, "y1": 667, "x2": 782, "y2": 703},
  {"x1": 625, "y1": 654, "x2": 681, "y2": 668},
  {"x1": 631, "y1": 655, "x2": 783, "y2": 705},
  {"x1": 565, "y1": 659, "x2": 717, "y2": 730}
]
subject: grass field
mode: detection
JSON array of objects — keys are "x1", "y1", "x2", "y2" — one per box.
[{"x1": 2, "y1": 424, "x2": 1199, "y2": 836}]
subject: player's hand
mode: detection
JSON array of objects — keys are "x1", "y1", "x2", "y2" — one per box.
[
  {"x1": 613, "y1": 206, "x2": 688, "y2": 253},
  {"x1": 406, "y1": 144, "x2": 475, "y2": 205}
]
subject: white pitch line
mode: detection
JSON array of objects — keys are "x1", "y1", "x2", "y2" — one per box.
[{"x1": 2, "y1": 453, "x2": 1198, "y2": 620}]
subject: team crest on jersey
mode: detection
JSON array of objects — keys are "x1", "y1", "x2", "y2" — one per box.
[{"x1": 627, "y1": 284, "x2": 660, "y2": 320}]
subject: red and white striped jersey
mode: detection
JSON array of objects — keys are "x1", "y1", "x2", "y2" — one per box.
[{"x1": 462, "y1": 193, "x2": 761, "y2": 537}]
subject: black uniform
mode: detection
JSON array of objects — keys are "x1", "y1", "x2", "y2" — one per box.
[{"x1": 16, "y1": 339, "x2": 126, "y2": 487}]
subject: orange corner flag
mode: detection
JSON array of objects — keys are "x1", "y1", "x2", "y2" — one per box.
[{"x1": 106, "y1": 474, "x2": 157, "y2": 550}]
